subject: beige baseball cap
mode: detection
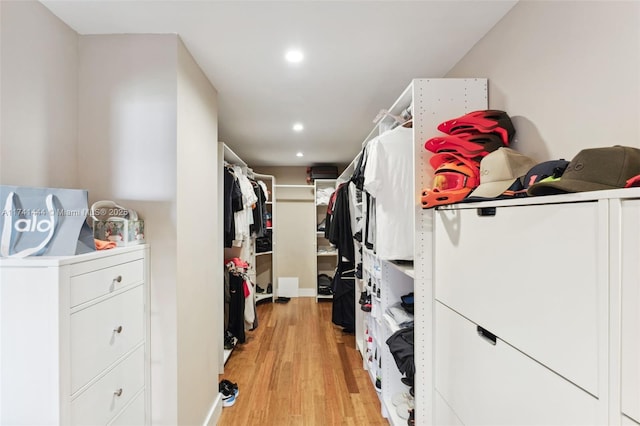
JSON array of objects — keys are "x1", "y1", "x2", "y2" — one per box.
[{"x1": 467, "y1": 147, "x2": 537, "y2": 199}]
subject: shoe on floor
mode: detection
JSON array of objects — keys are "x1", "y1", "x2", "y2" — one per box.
[
  {"x1": 220, "y1": 379, "x2": 239, "y2": 397},
  {"x1": 221, "y1": 392, "x2": 236, "y2": 407}
]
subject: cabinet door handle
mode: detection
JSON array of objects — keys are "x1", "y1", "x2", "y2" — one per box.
[
  {"x1": 113, "y1": 275, "x2": 122, "y2": 283},
  {"x1": 114, "y1": 326, "x2": 123, "y2": 334},
  {"x1": 477, "y1": 207, "x2": 496, "y2": 217},
  {"x1": 114, "y1": 388, "x2": 123, "y2": 397},
  {"x1": 477, "y1": 326, "x2": 497, "y2": 345}
]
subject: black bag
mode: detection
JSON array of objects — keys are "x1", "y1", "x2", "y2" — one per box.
[
  {"x1": 255, "y1": 229, "x2": 272, "y2": 253},
  {"x1": 317, "y1": 273, "x2": 333, "y2": 295}
]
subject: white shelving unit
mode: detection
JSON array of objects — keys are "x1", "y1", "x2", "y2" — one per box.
[
  {"x1": 219, "y1": 143, "x2": 277, "y2": 365},
  {"x1": 314, "y1": 178, "x2": 338, "y2": 301},
  {"x1": 343, "y1": 78, "x2": 488, "y2": 425}
]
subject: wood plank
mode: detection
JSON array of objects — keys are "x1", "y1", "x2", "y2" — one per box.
[{"x1": 219, "y1": 298, "x2": 387, "y2": 425}]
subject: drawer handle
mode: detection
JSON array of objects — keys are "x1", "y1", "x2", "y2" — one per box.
[
  {"x1": 114, "y1": 275, "x2": 123, "y2": 283},
  {"x1": 477, "y1": 326, "x2": 497, "y2": 345},
  {"x1": 114, "y1": 388, "x2": 123, "y2": 397},
  {"x1": 114, "y1": 326, "x2": 123, "y2": 334},
  {"x1": 477, "y1": 207, "x2": 496, "y2": 217}
]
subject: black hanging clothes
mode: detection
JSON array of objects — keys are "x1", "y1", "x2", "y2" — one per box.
[
  {"x1": 324, "y1": 188, "x2": 339, "y2": 240},
  {"x1": 331, "y1": 261, "x2": 356, "y2": 333},
  {"x1": 350, "y1": 149, "x2": 368, "y2": 191},
  {"x1": 224, "y1": 167, "x2": 244, "y2": 248},
  {"x1": 249, "y1": 179, "x2": 267, "y2": 238},
  {"x1": 227, "y1": 272, "x2": 246, "y2": 344},
  {"x1": 328, "y1": 183, "x2": 354, "y2": 263}
]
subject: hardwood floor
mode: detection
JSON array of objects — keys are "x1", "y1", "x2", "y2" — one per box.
[{"x1": 218, "y1": 298, "x2": 388, "y2": 426}]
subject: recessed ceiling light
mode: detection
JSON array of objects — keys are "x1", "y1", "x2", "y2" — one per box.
[
  {"x1": 296, "y1": 152, "x2": 304, "y2": 157},
  {"x1": 292, "y1": 123, "x2": 304, "y2": 132},
  {"x1": 285, "y1": 49, "x2": 304, "y2": 63}
]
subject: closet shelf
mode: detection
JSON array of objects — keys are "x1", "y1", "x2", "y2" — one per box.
[
  {"x1": 255, "y1": 251, "x2": 273, "y2": 256},
  {"x1": 383, "y1": 313, "x2": 401, "y2": 335},
  {"x1": 275, "y1": 184, "x2": 314, "y2": 201},
  {"x1": 317, "y1": 252, "x2": 338, "y2": 257},
  {"x1": 387, "y1": 260, "x2": 414, "y2": 279}
]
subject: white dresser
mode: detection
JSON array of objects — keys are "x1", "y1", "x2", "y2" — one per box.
[{"x1": 0, "y1": 245, "x2": 149, "y2": 425}]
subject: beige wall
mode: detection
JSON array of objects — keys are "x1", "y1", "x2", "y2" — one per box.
[
  {"x1": 447, "y1": 0, "x2": 640, "y2": 162},
  {"x1": 176, "y1": 39, "x2": 220, "y2": 426},
  {"x1": 78, "y1": 34, "x2": 221, "y2": 425},
  {"x1": 0, "y1": 0, "x2": 78, "y2": 188},
  {"x1": 77, "y1": 34, "x2": 181, "y2": 425},
  {"x1": 255, "y1": 166, "x2": 317, "y2": 293}
]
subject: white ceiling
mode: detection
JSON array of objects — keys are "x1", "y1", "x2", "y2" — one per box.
[{"x1": 41, "y1": 0, "x2": 517, "y2": 167}]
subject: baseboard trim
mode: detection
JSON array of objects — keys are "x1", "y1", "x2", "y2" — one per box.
[
  {"x1": 203, "y1": 392, "x2": 222, "y2": 426},
  {"x1": 298, "y1": 288, "x2": 316, "y2": 297}
]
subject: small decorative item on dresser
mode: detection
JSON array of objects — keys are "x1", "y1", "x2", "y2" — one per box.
[{"x1": 90, "y1": 200, "x2": 145, "y2": 247}]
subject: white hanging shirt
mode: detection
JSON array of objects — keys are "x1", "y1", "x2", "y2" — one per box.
[
  {"x1": 363, "y1": 125, "x2": 413, "y2": 260},
  {"x1": 232, "y1": 165, "x2": 258, "y2": 245}
]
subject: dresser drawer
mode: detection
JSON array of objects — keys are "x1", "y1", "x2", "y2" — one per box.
[
  {"x1": 435, "y1": 202, "x2": 603, "y2": 396},
  {"x1": 434, "y1": 302, "x2": 599, "y2": 425},
  {"x1": 109, "y1": 390, "x2": 145, "y2": 426},
  {"x1": 71, "y1": 345, "x2": 144, "y2": 425},
  {"x1": 70, "y1": 259, "x2": 144, "y2": 307},
  {"x1": 70, "y1": 286, "x2": 145, "y2": 393}
]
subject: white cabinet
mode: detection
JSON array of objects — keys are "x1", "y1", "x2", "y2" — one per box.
[
  {"x1": 0, "y1": 245, "x2": 150, "y2": 425},
  {"x1": 434, "y1": 198, "x2": 609, "y2": 424},
  {"x1": 432, "y1": 191, "x2": 640, "y2": 425},
  {"x1": 315, "y1": 178, "x2": 338, "y2": 301},
  {"x1": 619, "y1": 199, "x2": 640, "y2": 424},
  {"x1": 435, "y1": 201, "x2": 605, "y2": 397}
]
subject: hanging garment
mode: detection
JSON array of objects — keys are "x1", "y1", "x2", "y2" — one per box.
[
  {"x1": 257, "y1": 180, "x2": 269, "y2": 202},
  {"x1": 232, "y1": 165, "x2": 258, "y2": 246},
  {"x1": 328, "y1": 183, "x2": 354, "y2": 262},
  {"x1": 324, "y1": 187, "x2": 339, "y2": 240},
  {"x1": 224, "y1": 268, "x2": 231, "y2": 331},
  {"x1": 364, "y1": 125, "x2": 414, "y2": 260},
  {"x1": 350, "y1": 146, "x2": 369, "y2": 190},
  {"x1": 227, "y1": 272, "x2": 246, "y2": 343},
  {"x1": 250, "y1": 179, "x2": 267, "y2": 238},
  {"x1": 244, "y1": 277, "x2": 256, "y2": 328},
  {"x1": 331, "y1": 261, "x2": 356, "y2": 332},
  {"x1": 364, "y1": 192, "x2": 375, "y2": 251},
  {"x1": 224, "y1": 167, "x2": 244, "y2": 248}
]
